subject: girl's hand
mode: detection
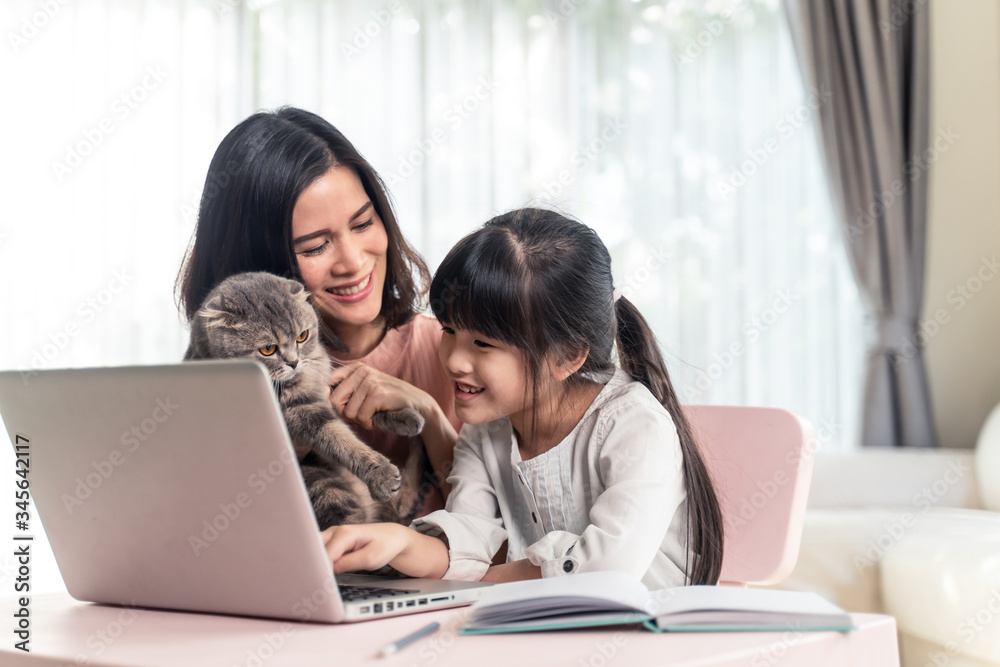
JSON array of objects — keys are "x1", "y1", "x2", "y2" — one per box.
[
  {"x1": 323, "y1": 523, "x2": 411, "y2": 574},
  {"x1": 329, "y1": 362, "x2": 434, "y2": 431},
  {"x1": 322, "y1": 523, "x2": 450, "y2": 578}
]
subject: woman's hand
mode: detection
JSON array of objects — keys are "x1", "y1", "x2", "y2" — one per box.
[
  {"x1": 322, "y1": 523, "x2": 450, "y2": 578},
  {"x1": 329, "y1": 362, "x2": 434, "y2": 431},
  {"x1": 328, "y1": 362, "x2": 459, "y2": 498}
]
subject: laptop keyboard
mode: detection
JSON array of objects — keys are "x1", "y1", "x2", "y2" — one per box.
[{"x1": 338, "y1": 584, "x2": 420, "y2": 602}]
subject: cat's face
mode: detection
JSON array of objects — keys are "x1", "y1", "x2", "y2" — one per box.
[{"x1": 195, "y1": 272, "x2": 326, "y2": 384}]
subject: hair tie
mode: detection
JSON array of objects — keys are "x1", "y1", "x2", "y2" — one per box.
[{"x1": 612, "y1": 287, "x2": 623, "y2": 303}]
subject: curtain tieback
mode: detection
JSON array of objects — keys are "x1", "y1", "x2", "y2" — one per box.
[{"x1": 865, "y1": 315, "x2": 920, "y2": 353}]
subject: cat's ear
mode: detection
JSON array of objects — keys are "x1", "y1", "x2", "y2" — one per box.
[
  {"x1": 198, "y1": 294, "x2": 243, "y2": 329},
  {"x1": 287, "y1": 280, "x2": 310, "y2": 302},
  {"x1": 198, "y1": 309, "x2": 236, "y2": 329}
]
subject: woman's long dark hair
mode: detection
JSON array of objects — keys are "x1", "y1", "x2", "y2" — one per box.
[
  {"x1": 429, "y1": 208, "x2": 724, "y2": 585},
  {"x1": 175, "y1": 107, "x2": 429, "y2": 348}
]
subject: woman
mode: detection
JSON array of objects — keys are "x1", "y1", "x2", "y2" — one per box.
[{"x1": 176, "y1": 107, "x2": 459, "y2": 512}]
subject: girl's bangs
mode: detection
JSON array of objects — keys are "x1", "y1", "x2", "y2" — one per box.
[{"x1": 430, "y1": 230, "x2": 528, "y2": 349}]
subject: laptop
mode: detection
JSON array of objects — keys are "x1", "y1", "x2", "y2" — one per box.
[{"x1": 0, "y1": 360, "x2": 492, "y2": 623}]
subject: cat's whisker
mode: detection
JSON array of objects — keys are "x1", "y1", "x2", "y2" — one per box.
[{"x1": 298, "y1": 362, "x2": 331, "y2": 384}]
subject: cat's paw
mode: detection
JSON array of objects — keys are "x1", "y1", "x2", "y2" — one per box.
[
  {"x1": 372, "y1": 408, "x2": 425, "y2": 437},
  {"x1": 364, "y1": 458, "x2": 402, "y2": 501}
]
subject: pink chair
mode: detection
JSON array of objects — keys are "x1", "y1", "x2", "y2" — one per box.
[{"x1": 683, "y1": 405, "x2": 816, "y2": 587}]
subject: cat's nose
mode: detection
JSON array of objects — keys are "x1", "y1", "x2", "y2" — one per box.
[{"x1": 287, "y1": 359, "x2": 298, "y2": 369}]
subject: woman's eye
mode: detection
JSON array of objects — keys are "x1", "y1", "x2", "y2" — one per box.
[
  {"x1": 259, "y1": 344, "x2": 277, "y2": 356},
  {"x1": 353, "y1": 218, "x2": 374, "y2": 232},
  {"x1": 296, "y1": 330, "x2": 309, "y2": 343},
  {"x1": 300, "y1": 242, "x2": 327, "y2": 256}
]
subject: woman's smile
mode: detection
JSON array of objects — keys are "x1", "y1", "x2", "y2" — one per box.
[
  {"x1": 291, "y1": 166, "x2": 389, "y2": 346},
  {"x1": 326, "y1": 272, "x2": 374, "y2": 302}
]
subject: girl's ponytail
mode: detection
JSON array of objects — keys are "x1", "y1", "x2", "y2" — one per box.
[{"x1": 615, "y1": 297, "x2": 724, "y2": 586}]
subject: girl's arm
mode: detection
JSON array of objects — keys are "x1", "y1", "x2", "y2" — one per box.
[
  {"x1": 325, "y1": 423, "x2": 508, "y2": 581},
  {"x1": 481, "y1": 559, "x2": 541, "y2": 583},
  {"x1": 409, "y1": 423, "x2": 509, "y2": 580},
  {"x1": 322, "y1": 523, "x2": 450, "y2": 578}
]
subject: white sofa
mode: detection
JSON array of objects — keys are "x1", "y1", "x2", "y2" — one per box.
[{"x1": 769, "y1": 405, "x2": 1000, "y2": 667}]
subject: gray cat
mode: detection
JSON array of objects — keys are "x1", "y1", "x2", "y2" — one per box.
[{"x1": 184, "y1": 271, "x2": 431, "y2": 529}]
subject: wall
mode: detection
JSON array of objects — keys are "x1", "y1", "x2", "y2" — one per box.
[{"x1": 925, "y1": 0, "x2": 1000, "y2": 448}]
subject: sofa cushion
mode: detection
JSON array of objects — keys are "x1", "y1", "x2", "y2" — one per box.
[
  {"x1": 977, "y1": 403, "x2": 1000, "y2": 512},
  {"x1": 768, "y1": 508, "x2": 906, "y2": 613},
  {"x1": 900, "y1": 632, "x2": 1000, "y2": 667},
  {"x1": 881, "y1": 509, "x2": 1000, "y2": 664}
]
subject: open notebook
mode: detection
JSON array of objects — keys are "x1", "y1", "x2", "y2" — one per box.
[{"x1": 461, "y1": 571, "x2": 854, "y2": 634}]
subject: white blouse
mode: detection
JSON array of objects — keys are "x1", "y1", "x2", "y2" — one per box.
[{"x1": 411, "y1": 368, "x2": 692, "y2": 589}]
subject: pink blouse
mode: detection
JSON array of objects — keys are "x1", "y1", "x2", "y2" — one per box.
[{"x1": 345, "y1": 313, "x2": 460, "y2": 515}]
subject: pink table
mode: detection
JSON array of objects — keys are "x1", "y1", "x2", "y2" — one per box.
[{"x1": 1, "y1": 593, "x2": 899, "y2": 666}]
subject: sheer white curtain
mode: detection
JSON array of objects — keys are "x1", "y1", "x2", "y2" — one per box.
[
  {"x1": 0, "y1": 0, "x2": 862, "y2": 594},
  {"x1": 247, "y1": 0, "x2": 864, "y2": 445}
]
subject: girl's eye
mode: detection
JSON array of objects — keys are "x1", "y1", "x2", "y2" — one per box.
[
  {"x1": 441, "y1": 326, "x2": 455, "y2": 335},
  {"x1": 296, "y1": 330, "x2": 309, "y2": 343},
  {"x1": 300, "y1": 242, "x2": 327, "y2": 256},
  {"x1": 354, "y1": 218, "x2": 374, "y2": 232},
  {"x1": 473, "y1": 339, "x2": 493, "y2": 349},
  {"x1": 259, "y1": 344, "x2": 277, "y2": 356}
]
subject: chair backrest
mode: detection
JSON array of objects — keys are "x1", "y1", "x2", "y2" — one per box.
[{"x1": 683, "y1": 405, "x2": 816, "y2": 587}]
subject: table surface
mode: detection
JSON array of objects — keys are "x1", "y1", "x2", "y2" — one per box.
[{"x1": 0, "y1": 593, "x2": 899, "y2": 667}]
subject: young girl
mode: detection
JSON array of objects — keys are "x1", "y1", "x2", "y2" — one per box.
[{"x1": 322, "y1": 208, "x2": 724, "y2": 588}]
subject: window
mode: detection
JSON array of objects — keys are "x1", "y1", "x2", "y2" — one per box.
[
  {"x1": 1, "y1": 0, "x2": 863, "y2": 594},
  {"x1": 247, "y1": 0, "x2": 865, "y2": 448}
]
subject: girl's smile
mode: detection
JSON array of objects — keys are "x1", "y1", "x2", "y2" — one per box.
[{"x1": 454, "y1": 380, "x2": 485, "y2": 401}]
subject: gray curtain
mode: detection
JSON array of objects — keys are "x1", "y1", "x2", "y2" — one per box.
[{"x1": 782, "y1": 0, "x2": 938, "y2": 447}]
